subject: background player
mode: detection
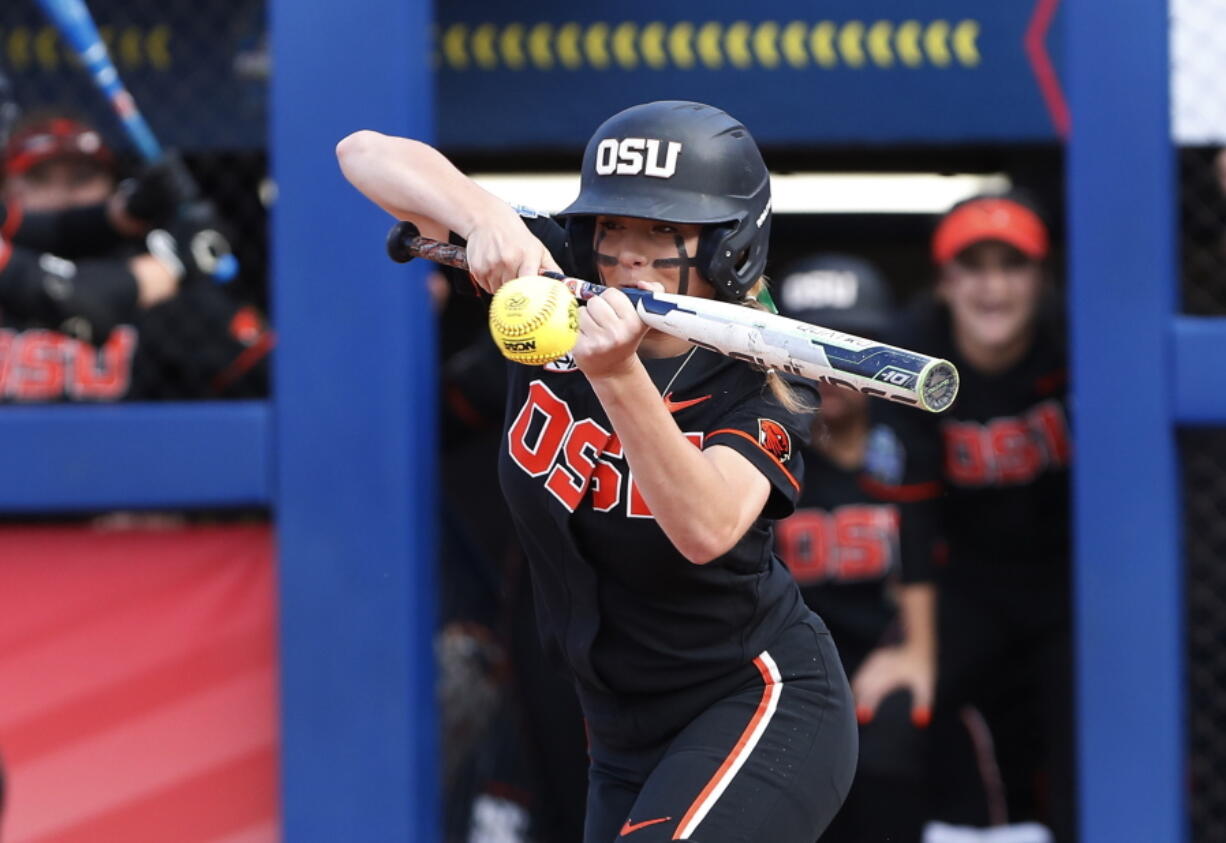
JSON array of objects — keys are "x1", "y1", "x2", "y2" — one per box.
[
  {"x1": 1, "y1": 108, "x2": 187, "y2": 255},
  {"x1": 0, "y1": 108, "x2": 271, "y2": 400},
  {"x1": 893, "y1": 192, "x2": 1073, "y2": 841},
  {"x1": 338, "y1": 100, "x2": 857, "y2": 842},
  {"x1": 773, "y1": 253, "x2": 937, "y2": 843},
  {"x1": 0, "y1": 79, "x2": 187, "y2": 344}
]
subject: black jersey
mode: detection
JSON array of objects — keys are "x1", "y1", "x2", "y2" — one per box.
[
  {"x1": 894, "y1": 299, "x2": 1070, "y2": 576},
  {"x1": 777, "y1": 412, "x2": 938, "y2": 671},
  {"x1": 482, "y1": 213, "x2": 816, "y2": 700}
]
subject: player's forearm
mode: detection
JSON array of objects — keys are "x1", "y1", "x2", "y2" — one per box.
[
  {"x1": 896, "y1": 583, "x2": 936, "y2": 660},
  {"x1": 129, "y1": 253, "x2": 179, "y2": 308},
  {"x1": 590, "y1": 365, "x2": 767, "y2": 564},
  {"x1": 336, "y1": 130, "x2": 503, "y2": 239}
]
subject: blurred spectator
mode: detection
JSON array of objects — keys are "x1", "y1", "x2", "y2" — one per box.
[
  {"x1": 1, "y1": 109, "x2": 184, "y2": 254},
  {"x1": 1, "y1": 108, "x2": 271, "y2": 400},
  {"x1": 773, "y1": 254, "x2": 937, "y2": 843},
  {"x1": 0, "y1": 85, "x2": 190, "y2": 351},
  {"x1": 892, "y1": 192, "x2": 1073, "y2": 842}
]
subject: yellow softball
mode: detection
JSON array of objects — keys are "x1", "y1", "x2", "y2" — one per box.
[{"x1": 488, "y1": 275, "x2": 580, "y2": 365}]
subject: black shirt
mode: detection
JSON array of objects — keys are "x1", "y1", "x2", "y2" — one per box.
[
  {"x1": 489, "y1": 213, "x2": 817, "y2": 699},
  {"x1": 892, "y1": 299, "x2": 1070, "y2": 578}
]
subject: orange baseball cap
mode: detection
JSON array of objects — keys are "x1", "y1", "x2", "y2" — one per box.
[{"x1": 932, "y1": 197, "x2": 1049, "y2": 264}]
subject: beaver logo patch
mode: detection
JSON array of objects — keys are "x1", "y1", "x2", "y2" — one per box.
[{"x1": 758, "y1": 419, "x2": 792, "y2": 462}]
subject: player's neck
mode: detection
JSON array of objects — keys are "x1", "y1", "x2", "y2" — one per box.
[{"x1": 638, "y1": 329, "x2": 694, "y2": 359}]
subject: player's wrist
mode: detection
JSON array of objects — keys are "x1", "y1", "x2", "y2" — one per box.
[
  {"x1": 897, "y1": 640, "x2": 936, "y2": 666},
  {"x1": 456, "y1": 188, "x2": 516, "y2": 240},
  {"x1": 128, "y1": 253, "x2": 179, "y2": 308},
  {"x1": 584, "y1": 356, "x2": 653, "y2": 402}
]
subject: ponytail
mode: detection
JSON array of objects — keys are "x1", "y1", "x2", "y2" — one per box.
[{"x1": 743, "y1": 278, "x2": 815, "y2": 415}]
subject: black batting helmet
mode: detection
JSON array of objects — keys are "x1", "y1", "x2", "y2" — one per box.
[
  {"x1": 775, "y1": 253, "x2": 895, "y2": 342},
  {"x1": 558, "y1": 100, "x2": 772, "y2": 302}
]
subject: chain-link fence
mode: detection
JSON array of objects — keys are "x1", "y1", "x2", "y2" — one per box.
[
  {"x1": 1185, "y1": 429, "x2": 1226, "y2": 842},
  {"x1": 1179, "y1": 146, "x2": 1226, "y2": 316},
  {"x1": 0, "y1": 0, "x2": 270, "y2": 402},
  {"x1": 1175, "y1": 0, "x2": 1226, "y2": 839}
]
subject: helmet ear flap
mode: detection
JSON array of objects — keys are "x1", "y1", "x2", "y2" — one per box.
[
  {"x1": 696, "y1": 225, "x2": 739, "y2": 301},
  {"x1": 697, "y1": 214, "x2": 772, "y2": 302}
]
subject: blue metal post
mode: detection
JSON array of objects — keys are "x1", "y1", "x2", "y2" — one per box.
[
  {"x1": 1066, "y1": 0, "x2": 1184, "y2": 839},
  {"x1": 270, "y1": 0, "x2": 437, "y2": 838}
]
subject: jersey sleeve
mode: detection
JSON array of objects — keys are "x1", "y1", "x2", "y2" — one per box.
[
  {"x1": 859, "y1": 403, "x2": 944, "y2": 584},
  {"x1": 703, "y1": 376, "x2": 819, "y2": 520},
  {"x1": 438, "y1": 209, "x2": 574, "y2": 297}
]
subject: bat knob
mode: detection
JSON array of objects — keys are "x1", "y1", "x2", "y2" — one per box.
[{"x1": 386, "y1": 220, "x2": 421, "y2": 263}]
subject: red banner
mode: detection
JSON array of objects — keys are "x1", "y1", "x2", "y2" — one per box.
[{"x1": 0, "y1": 523, "x2": 278, "y2": 843}]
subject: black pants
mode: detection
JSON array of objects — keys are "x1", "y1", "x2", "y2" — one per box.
[
  {"x1": 583, "y1": 618, "x2": 857, "y2": 843},
  {"x1": 931, "y1": 568, "x2": 1076, "y2": 843},
  {"x1": 821, "y1": 689, "x2": 930, "y2": 843}
]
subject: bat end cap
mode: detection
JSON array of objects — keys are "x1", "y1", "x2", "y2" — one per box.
[
  {"x1": 918, "y1": 359, "x2": 960, "y2": 413},
  {"x1": 386, "y1": 220, "x2": 421, "y2": 263}
]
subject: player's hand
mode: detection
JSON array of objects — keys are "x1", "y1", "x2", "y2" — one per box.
[
  {"x1": 573, "y1": 280, "x2": 660, "y2": 379},
  {"x1": 850, "y1": 644, "x2": 934, "y2": 728},
  {"x1": 109, "y1": 152, "x2": 194, "y2": 233},
  {"x1": 144, "y1": 216, "x2": 236, "y2": 290},
  {"x1": 463, "y1": 202, "x2": 561, "y2": 293}
]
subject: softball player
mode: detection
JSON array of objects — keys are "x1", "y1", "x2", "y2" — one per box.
[
  {"x1": 339, "y1": 100, "x2": 857, "y2": 842},
  {"x1": 0, "y1": 89, "x2": 182, "y2": 336},
  {"x1": 0, "y1": 110, "x2": 270, "y2": 399},
  {"x1": 774, "y1": 254, "x2": 938, "y2": 843},
  {"x1": 895, "y1": 192, "x2": 1074, "y2": 841}
]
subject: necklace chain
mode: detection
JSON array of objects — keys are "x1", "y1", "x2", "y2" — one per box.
[{"x1": 659, "y1": 346, "x2": 699, "y2": 397}]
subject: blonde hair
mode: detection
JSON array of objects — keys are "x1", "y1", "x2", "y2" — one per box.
[{"x1": 743, "y1": 278, "x2": 815, "y2": 415}]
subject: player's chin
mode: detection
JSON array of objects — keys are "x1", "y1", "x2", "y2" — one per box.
[{"x1": 969, "y1": 319, "x2": 1028, "y2": 350}]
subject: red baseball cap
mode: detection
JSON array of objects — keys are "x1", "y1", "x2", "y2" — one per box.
[
  {"x1": 932, "y1": 197, "x2": 1049, "y2": 264},
  {"x1": 4, "y1": 117, "x2": 113, "y2": 176}
]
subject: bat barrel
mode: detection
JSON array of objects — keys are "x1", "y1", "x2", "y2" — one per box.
[
  {"x1": 40, "y1": 0, "x2": 164, "y2": 161},
  {"x1": 116, "y1": 111, "x2": 162, "y2": 161}
]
